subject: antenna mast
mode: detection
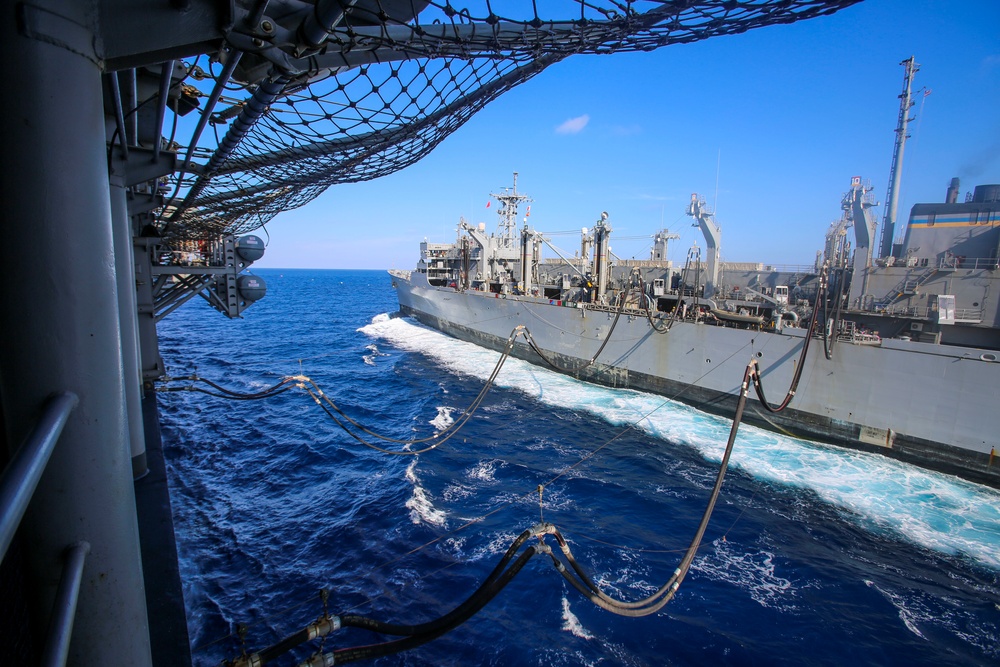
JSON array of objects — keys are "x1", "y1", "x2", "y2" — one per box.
[
  {"x1": 491, "y1": 171, "x2": 532, "y2": 250},
  {"x1": 878, "y1": 56, "x2": 919, "y2": 259}
]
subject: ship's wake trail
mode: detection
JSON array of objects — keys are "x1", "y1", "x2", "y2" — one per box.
[{"x1": 361, "y1": 314, "x2": 1000, "y2": 571}]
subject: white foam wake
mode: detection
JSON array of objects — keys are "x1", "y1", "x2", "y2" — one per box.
[
  {"x1": 360, "y1": 315, "x2": 1000, "y2": 570},
  {"x1": 430, "y1": 406, "x2": 455, "y2": 431},
  {"x1": 561, "y1": 597, "x2": 594, "y2": 639}
]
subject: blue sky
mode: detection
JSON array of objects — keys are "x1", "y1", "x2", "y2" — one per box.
[{"x1": 251, "y1": 0, "x2": 1000, "y2": 270}]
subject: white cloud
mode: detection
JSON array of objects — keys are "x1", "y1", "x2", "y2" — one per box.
[{"x1": 555, "y1": 114, "x2": 590, "y2": 134}]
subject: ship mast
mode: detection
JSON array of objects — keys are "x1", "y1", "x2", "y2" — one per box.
[
  {"x1": 491, "y1": 172, "x2": 532, "y2": 251},
  {"x1": 878, "y1": 56, "x2": 919, "y2": 259}
]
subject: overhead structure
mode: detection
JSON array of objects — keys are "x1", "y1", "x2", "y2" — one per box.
[{"x1": 144, "y1": 0, "x2": 863, "y2": 243}]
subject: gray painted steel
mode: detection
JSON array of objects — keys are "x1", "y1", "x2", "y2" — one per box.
[
  {"x1": 395, "y1": 272, "x2": 1000, "y2": 487},
  {"x1": 112, "y1": 185, "x2": 149, "y2": 479},
  {"x1": 0, "y1": 5, "x2": 153, "y2": 663},
  {"x1": 40, "y1": 542, "x2": 90, "y2": 667}
]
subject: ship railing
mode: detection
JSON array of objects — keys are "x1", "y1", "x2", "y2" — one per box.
[
  {"x1": 954, "y1": 308, "x2": 985, "y2": 323},
  {"x1": 937, "y1": 256, "x2": 1000, "y2": 271},
  {"x1": 584, "y1": 302, "x2": 653, "y2": 318},
  {"x1": 0, "y1": 392, "x2": 89, "y2": 667},
  {"x1": 875, "y1": 304, "x2": 931, "y2": 318},
  {"x1": 869, "y1": 304, "x2": 985, "y2": 324},
  {"x1": 756, "y1": 263, "x2": 818, "y2": 274}
]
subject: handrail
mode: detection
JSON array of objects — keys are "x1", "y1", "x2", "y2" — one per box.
[
  {"x1": 0, "y1": 392, "x2": 79, "y2": 562},
  {"x1": 40, "y1": 541, "x2": 91, "y2": 667}
]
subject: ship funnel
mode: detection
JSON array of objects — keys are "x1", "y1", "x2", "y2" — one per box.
[{"x1": 946, "y1": 177, "x2": 960, "y2": 204}]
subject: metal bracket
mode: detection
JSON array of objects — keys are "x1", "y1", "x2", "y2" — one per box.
[{"x1": 109, "y1": 145, "x2": 176, "y2": 188}]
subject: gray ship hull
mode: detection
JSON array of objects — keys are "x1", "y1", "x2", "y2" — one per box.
[{"x1": 394, "y1": 270, "x2": 1000, "y2": 487}]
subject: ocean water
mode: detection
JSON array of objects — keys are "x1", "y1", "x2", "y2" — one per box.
[{"x1": 155, "y1": 269, "x2": 1000, "y2": 666}]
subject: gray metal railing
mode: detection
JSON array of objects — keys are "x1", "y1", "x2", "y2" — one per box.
[
  {"x1": 938, "y1": 256, "x2": 1000, "y2": 271},
  {"x1": 0, "y1": 392, "x2": 78, "y2": 560},
  {"x1": 0, "y1": 392, "x2": 86, "y2": 667},
  {"x1": 40, "y1": 541, "x2": 91, "y2": 667}
]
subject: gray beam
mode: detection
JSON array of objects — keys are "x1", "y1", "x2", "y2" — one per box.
[
  {"x1": 99, "y1": 0, "x2": 228, "y2": 71},
  {"x1": 111, "y1": 185, "x2": 149, "y2": 479},
  {"x1": 40, "y1": 542, "x2": 91, "y2": 667},
  {"x1": 1, "y1": 3, "x2": 153, "y2": 663}
]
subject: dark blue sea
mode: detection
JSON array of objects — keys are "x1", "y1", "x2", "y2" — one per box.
[{"x1": 155, "y1": 269, "x2": 1000, "y2": 666}]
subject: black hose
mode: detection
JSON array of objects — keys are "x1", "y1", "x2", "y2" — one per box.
[
  {"x1": 234, "y1": 531, "x2": 542, "y2": 665},
  {"x1": 750, "y1": 271, "x2": 824, "y2": 413},
  {"x1": 159, "y1": 375, "x2": 298, "y2": 400},
  {"x1": 546, "y1": 363, "x2": 753, "y2": 617},
  {"x1": 339, "y1": 528, "x2": 537, "y2": 636},
  {"x1": 332, "y1": 546, "x2": 541, "y2": 664},
  {"x1": 163, "y1": 385, "x2": 295, "y2": 401},
  {"x1": 584, "y1": 287, "x2": 632, "y2": 365},
  {"x1": 822, "y1": 266, "x2": 847, "y2": 360},
  {"x1": 304, "y1": 329, "x2": 520, "y2": 454},
  {"x1": 311, "y1": 327, "x2": 520, "y2": 444},
  {"x1": 159, "y1": 327, "x2": 525, "y2": 455},
  {"x1": 520, "y1": 286, "x2": 635, "y2": 376},
  {"x1": 640, "y1": 256, "x2": 692, "y2": 335},
  {"x1": 225, "y1": 358, "x2": 759, "y2": 657},
  {"x1": 302, "y1": 328, "x2": 518, "y2": 451}
]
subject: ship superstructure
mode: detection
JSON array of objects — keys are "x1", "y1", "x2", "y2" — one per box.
[{"x1": 393, "y1": 173, "x2": 1000, "y2": 486}]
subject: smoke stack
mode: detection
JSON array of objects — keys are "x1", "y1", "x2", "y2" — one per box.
[{"x1": 946, "y1": 177, "x2": 960, "y2": 204}]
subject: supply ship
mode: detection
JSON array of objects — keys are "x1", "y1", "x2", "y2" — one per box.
[
  {"x1": 3, "y1": 1, "x2": 986, "y2": 665},
  {"x1": 393, "y1": 171, "x2": 1000, "y2": 487}
]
